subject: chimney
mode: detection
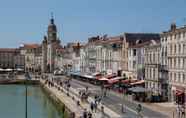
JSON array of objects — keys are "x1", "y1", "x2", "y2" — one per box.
[{"x1": 170, "y1": 22, "x2": 176, "y2": 31}]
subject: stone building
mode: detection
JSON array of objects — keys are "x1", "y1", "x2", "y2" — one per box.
[
  {"x1": 80, "y1": 35, "x2": 123, "y2": 74},
  {"x1": 122, "y1": 33, "x2": 160, "y2": 75},
  {"x1": 161, "y1": 23, "x2": 186, "y2": 103},
  {"x1": 144, "y1": 40, "x2": 168, "y2": 101},
  {"x1": 0, "y1": 48, "x2": 25, "y2": 70},
  {"x1": 20, "y1": 44, "x2": 42, "y2": 72},
  {"x1": 41, "y1": 17, "x2": 61, "y2": 73},
  {"x1": 128, "y1": 41, "x2": 151, "y2": 80}
]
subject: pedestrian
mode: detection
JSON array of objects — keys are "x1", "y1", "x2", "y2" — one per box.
[
  {"x1": 101, "y1": 106, "x2": 105, "y2": 118},
  {"x1": 87, "y1": 111, "x2": 92, "y2": 118},
  {"x1": 94, "y1": 102, "x2": 97, "y2": 113},
  {"x1": 83, "y1": 109, "x2": 87, "y2": 118},
  {"x1": 181, "y1": 105, "x2": 185, "y2": 118},
  {"x1": 94, "y1": 95, "x2": 98, "y2": 104},
  {"x1": 90, "y1": 102, "x2": 94, "y2": 112}
]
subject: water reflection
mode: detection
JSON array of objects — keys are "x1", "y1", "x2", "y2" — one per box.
[{"x1": 0, "y1": 85, "x2": 63, "y2": 118}]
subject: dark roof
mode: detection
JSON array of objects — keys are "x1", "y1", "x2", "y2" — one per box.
[
  {"x1": 0, "y1": 48, "x2": 20, "y2": 53},
  {"x1": 124, "y1": 33, "x2": 160, "y2": 46}
]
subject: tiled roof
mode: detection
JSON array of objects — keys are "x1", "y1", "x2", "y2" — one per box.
[{"x1": 22, "y1": 44, "x2": 40, "y2": 49}]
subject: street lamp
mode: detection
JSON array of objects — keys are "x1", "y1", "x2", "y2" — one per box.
[{"x1": 25, "y1": 72, "x2": 31, "y2": 118}]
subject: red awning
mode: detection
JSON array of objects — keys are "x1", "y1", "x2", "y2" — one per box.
[
  {"x1": 175, "y1": 90, "x2": 184, "y2": 96},
  {"x1": 122, "y1": 79, "x2": 138, "y2": 84},
  {"x1": 108, "y1": 79, "x2": 119, "y2": 84},
  {"x1": 105, "y1": 74, "x2": 117, "y2": 79}
]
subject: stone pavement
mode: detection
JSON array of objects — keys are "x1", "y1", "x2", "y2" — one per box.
[
  {"x1": 40, "y1": 80, "x2": 116, "y2": 118},
  {"x1": 108, "y1": 89, "x2": 177, "y2": 118}
]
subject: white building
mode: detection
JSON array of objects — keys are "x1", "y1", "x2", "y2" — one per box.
[
  {"x1": 80, "y1": 36, "x2": 123, "y2": 74},
  {"x1": 145, "y1": 40, "x2": 168, "y2": 101},
  {"x1": 128, "y1": 42, "x2": 150, "y2": 80},
  {"x1": 161, "y1": 23, "x2": 186, "y2": 103}
]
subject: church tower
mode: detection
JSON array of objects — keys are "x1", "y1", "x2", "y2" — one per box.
[{"x1": 42, "y1": 14, "x2": 61, "y2": 73}]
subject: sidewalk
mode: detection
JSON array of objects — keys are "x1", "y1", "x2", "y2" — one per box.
[
  {"x1": 109, "y1": 90, "x2": 175, "y2": 118},
  {"x1": 40, "y1": 80, "x2": 112, "y2": 118}
]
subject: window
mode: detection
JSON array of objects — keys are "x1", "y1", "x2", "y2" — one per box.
[
  {"x1": 182, "y1": 32, "x2": 185, "y2": 38},
  {"x1": 174, "y1": 34, "x2": 177, "y2": 39},
  {"x1": 183, "y1": 44, "x2": 185, "y2": 54},
  {"x1": 174, "y1": 58, "x2": 176, "y2": 68},
  {"x1": 170, "y1": 45, "x2": 172, "y2": 54},
  {"x1": 179, "y1": 44, "x2": 181, "y2": 54},
  {"x1": 133, "y1": 49, "x2": 136, "y2": 56},
  {"x1": 178, "y1": 73, "x2": 181, "y2": 83},
  {"x1": 174, "y1": 44, "x2": 176, "y2": 54},
  {"x1": 174, "y1": 73, "x2": 176, "y2": 82}
]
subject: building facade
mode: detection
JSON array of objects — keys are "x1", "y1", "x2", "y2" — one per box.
[
  {"x1": 80, "y1": 36, "x2": 123, "y2": 74},
  {"x1": 20, "y1": 44, "x2": 42, "y2": 72},
  {"x1": 42, "y1": 17, "x2": 61, "y2": 73},
  {"x1": 128, "y1": 42, "x2": 150, "y2": 80},
  {"x1": 145, "y1": 41, "x2": 168, "y2": 101},
  {"x1": 122, "y1": 33, "x2": 160, "y2": 78},
  {"x1": 161, "y1": 23, "x2": 186, "y2": 103},
  {"x1": 0, "y1": 48, "x2": 25, "y2": 70}
]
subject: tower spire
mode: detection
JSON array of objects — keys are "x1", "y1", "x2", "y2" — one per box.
[{"x1": 50, "y1": 12, "x2": 54, "y2": 24}]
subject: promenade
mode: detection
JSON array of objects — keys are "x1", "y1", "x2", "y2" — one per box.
[{"x1": 40, "y1": 78, "x2": 120, "y2": 118}]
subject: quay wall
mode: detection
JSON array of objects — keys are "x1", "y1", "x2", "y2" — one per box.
[{"x1": 40, "y1": 82, "x2": 71, "y2": 118}]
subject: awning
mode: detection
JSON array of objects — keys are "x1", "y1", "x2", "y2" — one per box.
[
  {"x1": 130, "y1": 80, "x2": 145, "y2": 86},
  {"x1": 83, "y1": 74, "x2": 95, "y2": 79},
  {"x1": 92, "y1": 72, "x2": 101, "y2": 76},
  {"x1": 122, "y1": 79, "x2": 138, "y2": 84},
  {"x1": 99, "y1": 77, "x2": 109, "y2": 81},
  {"x1": 128, "y1": 87, "x2": 148, "y2": 93},
  {"x1": 108, "y1": 77, "x2": 123, "y2": 84},
  {"x1": 175, "y1": 90, "x2": 184, "y2": 96},
  {"x1": 5, "y1": 68, "x2": 13, "y2": 71},
  {"x1": 105, "y1": 74, "x2": 117, "y2": 79}
]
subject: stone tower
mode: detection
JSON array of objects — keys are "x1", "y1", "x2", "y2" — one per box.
[{"x1": 42, "y1": 15, "x2": 61, "y2": 73}]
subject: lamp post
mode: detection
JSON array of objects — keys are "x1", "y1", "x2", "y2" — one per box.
[
  {"x1": 25, "y1": 80, "x2": 28, "y2": 118},
  {"x1": 25, "y1": 72, "x2": 31, "y2": 118}
]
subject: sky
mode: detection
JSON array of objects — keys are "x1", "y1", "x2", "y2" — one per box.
[{"x1": 0, "y1": 0, "x2": 185, "y2": 48}]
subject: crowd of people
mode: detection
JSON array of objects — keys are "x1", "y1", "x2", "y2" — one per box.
[{"x1": 43, "y1": 76, "x2": 106, "y2": 118}]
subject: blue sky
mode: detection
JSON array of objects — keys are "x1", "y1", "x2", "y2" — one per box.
[{"x1": 0, "y1": 0, "x2": 185, "y2": 47}]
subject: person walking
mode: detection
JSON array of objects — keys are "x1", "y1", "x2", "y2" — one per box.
[
  {"x1": 181, "y1": 105, "x2": 185, "y2": 118},
  {"x1": 87, "y1": 111, "x2": 92, "y2": 118},
  {"x1": 83, "y1": 109, "x2": 87, "y2": 118},
  {"x1": 94, "y1": 102, "x2": 97, "y2": 113},
  {"x1": 90, "y1": 102, "x2": 94, "y2": 112}
]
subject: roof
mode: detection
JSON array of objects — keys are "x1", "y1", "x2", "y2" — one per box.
[
  {"x1": 0, "y1": 48, "x2": 19, "y2": 53},
  {"x1": 124, "y1": 33, "x2": 160, "y2": 46},
  {"x1": 128, "y1": 41, "x2": 151, "y2": 48},
  {"x1": 21, "y1": 44, "x2": 41, "y2": 49}
]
